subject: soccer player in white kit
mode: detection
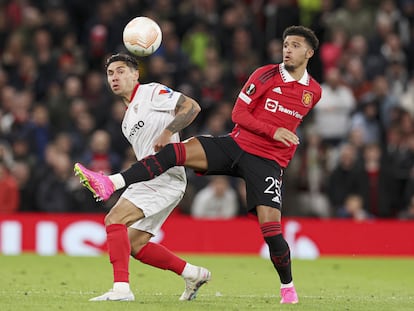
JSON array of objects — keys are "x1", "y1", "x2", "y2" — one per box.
[{"x1": 76, "y1": 53, "x2": 211, "y2": 301}]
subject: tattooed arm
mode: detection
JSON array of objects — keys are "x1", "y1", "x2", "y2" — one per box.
[{"x1": 153, "y1": 94, "x2": 201, "y2": 151}]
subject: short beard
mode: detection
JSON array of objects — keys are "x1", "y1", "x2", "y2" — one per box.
[{"x1": 284, "y1": 64, "x2": 295, "y2": 72}]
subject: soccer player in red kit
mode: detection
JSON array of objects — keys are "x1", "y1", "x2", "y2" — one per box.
[{"x1": 75, "y1": 25, "x2": 321, "y2": 304}]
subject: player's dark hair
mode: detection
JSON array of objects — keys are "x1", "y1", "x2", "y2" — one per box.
[
  {"x1": 282, "y1": 26, "x2": 319, "y2": 50},
  {"x1": 105, "y1": 53, "x2": 139, "y2": 70}
]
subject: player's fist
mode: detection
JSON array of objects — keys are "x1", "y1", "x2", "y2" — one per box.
[{"x1": 153, "y1": 130, "x2": 173, "y2": 152}]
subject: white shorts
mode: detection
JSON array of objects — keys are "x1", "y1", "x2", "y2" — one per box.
[{"x1": 122, "y1": 172, "x2": 186, "y2": 236}]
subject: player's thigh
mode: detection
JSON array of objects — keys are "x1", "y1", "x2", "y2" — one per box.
[
  {"x1": 190, "y1": 135, "x2": 240, "y2": 175},
  {"x1": 105, "y1": 197, "x2": 145, "y2": 226},
  {"x1": 182, "y1": 137, "x2": 208, "y2": 170},
  {"x1": 240, "y1": 153, "x2": 284, "y2": 220}
]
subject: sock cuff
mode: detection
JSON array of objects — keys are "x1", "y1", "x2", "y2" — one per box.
[
  {"x1": 260, "y1": 221, "x2": 282, "y2": 237},
  {"x1": 135, "y1": 242, "x2": 151, "y2": 259},
  {"x1": 173, "y1": 143, "x2": 186, "y2": 165},
  {"x1": 106, "y1": 223, "x2": 127, "y2": 233}
]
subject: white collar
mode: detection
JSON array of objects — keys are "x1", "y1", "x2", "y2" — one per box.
[{"x1": 279, "y1": 63, "x2": 310, "y2": 86}]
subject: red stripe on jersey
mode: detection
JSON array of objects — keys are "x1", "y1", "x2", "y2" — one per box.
[{"x1": 258, "y1": 67, "x2": 278, "y2": 84}]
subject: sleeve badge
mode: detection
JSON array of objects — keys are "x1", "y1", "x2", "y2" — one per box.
[{"x1": 245, "y1": 83, "x2": 256, "y2": 95}]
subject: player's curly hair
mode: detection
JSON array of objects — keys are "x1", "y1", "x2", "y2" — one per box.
[
  {"x1": 105, "y1": 53, "x2": 139, "y2": 70},
  {"x1": 282, "y1": 25, "x2": 319, "y2": 50}
]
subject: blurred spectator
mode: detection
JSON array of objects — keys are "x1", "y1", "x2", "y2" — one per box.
[
  {"x1": 104, "y1": 98, "x2": 130, "y2": 159},
  {"x1": 30, "y1": 28, "x2": 57, "y2": 100},
  {"x1": 376, "y1": 0, "x2": 411, "y2": 47},
  {"x1": 363, "y1": 75, "x2": 400, "y2": 131},
  {"x1": 191, "y1": 176, "x2": 238, "y2": 219},
  {"x1": 327, "y1": 143, "x2": 364, "y2": 214},
  {"x1": 342, "y1": 56, "x2": 372, "y2": 102},
  {"x1": 338, "y1": 194, "x2": 373, "y2": 221},
  {"x1": 198, "y1": 111, "x2": 228, "y2": 136},
  {"x1": 400, "y1": 77, "x2": 414, "y2": 118},
  {"x1": 28, "y1": 104, "x2": 51, "y2": 162},
  {"x1": 358, "y1": 143, "x2": 393, "y2": 217},
  {"x1": 319, "y1": 27, "x2": 347, "y2": 74},
  {"x1": 79, "y1": 129, "x2": 121, "y2": 174},
  {"x1": 294, "y1": 129, "x2": 331, "y2": 218},
  {"x1": 47, "y1": 75, "x2": 83, "y2": 132},
  {"x1": 68, "y1": 110, "x2": 96, "y2": 158},
  {"x1": 398, "y1": 194, "x2": 414, "y2": 220},
  {"x1": 328, "y1": 0, "x2": 375, "y2": 38},
  {"x1": 349, "y1": 98, "x2": 382, "y2": 145},
  {"x1": 158, "y1": 21, "x2": 191, "y2": 87},
  {"x1": 82, "y1": 70, "x2": 113, "y2": 128},
  {"x1": 263, "y1": 0, "x2": 300, "y2": 42},
  {"x1": 10, "y1": 160, "x2": 35, "y2": 212},
  {"x1": 35, "y1": 150, "x2": 76, "y2": 213},
  {"x1": 265, "y1": 38, "x2": 283, "y2": 64},
  {"x1": 313, "y1": 67, "x2": 356, "y2": 147},
  {"x1": 181, "y1": 20, "x2": 215, "y2": 70},
  {"x1": 0, "y1": 159, "x2": 19, "y2": 213}
]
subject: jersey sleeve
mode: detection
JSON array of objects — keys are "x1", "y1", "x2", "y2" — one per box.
[
  {"x1": 232, "y1": 66, "x2": 278, "y2": 139},
  {"x1": 150, "y1": 83, "x2": 182, "y2": 111}
]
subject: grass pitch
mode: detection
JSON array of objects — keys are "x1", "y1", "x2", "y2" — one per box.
[{"x1": 0, "y1": 254, "x2": 413, "y2": 311}]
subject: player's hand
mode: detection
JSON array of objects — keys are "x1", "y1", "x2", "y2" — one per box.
[
  {"x1": 153, "y1": 130, "x2": 173, "y2": 152},
  {"x1": 273, "y1": 127, "x2": 299, "y2": 147}
]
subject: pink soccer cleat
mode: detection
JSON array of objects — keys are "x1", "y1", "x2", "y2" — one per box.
[
  {"x1": 280, "y1": 286, "x2": 299, "y2": 304},
  {"x1": 74, "y1": 163, "x2": 115, "y2": 201}
]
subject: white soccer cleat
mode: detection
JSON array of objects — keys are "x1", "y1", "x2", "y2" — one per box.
[
  {"x1": 179, "y1": 266, "x2": 211, "y2": 301},
  {"x1": 89, "y1": 289, "x2": 135, "y2": 301}
]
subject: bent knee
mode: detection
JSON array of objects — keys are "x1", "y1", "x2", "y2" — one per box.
[{"x1": 104, "y1": 199, "x2": 145, "y2": 226}]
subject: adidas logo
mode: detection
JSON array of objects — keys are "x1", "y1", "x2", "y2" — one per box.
[{"x1": 272, "y1": 87, "x2": 282, "y2": 94}]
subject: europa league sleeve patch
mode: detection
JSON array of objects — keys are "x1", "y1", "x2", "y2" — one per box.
[{"x1": 245, "y1": 83, "x2": 256, "y2": 95}]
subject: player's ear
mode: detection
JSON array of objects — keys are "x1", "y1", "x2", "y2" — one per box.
[{"x1": 306, "y1": 48, "x2": 314, "y2": 59}]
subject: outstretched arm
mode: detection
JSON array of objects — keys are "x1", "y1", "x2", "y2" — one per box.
[{"x1": 153, "y1": 94, "x2": 201, "y2": 151}]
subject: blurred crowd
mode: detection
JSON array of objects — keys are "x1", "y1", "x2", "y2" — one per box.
[{"x1": 0, "y1": 0, "x2": 414, "y2": 220}]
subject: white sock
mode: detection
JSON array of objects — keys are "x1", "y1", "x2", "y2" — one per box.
[
  {"x1": 109, "y1": 173, "x2": 126, "y2": 190},
  {"x1": 181, "y1": 263, "x2": 198, "y2": 279},
  {"x1": 280, "y1": 281, "x2": 294, "y2": 289},
  {"x1": 113, "y1": 282, "x2": 130, "y2": 292}
]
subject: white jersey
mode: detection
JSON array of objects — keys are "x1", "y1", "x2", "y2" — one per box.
[{"x1": 122, "y1": 82, "x2": 186, "y2": 183}]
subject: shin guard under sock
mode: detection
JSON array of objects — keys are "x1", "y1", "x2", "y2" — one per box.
[
  {"x1": 121, "y1": 143, "x2": 186, "y2": 185},
  {"x1": 134, "y1": 242, "x2": 186, "y2": 275},
  {"x1": 261, "y1": 222, "x2": 293, "y2": 284},
  {"x1": 106, "y1": 224, "x2": 131, "y2": 283}
]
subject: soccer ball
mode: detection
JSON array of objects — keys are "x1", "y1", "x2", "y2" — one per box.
[{"x1": 123, "y1": 16, "x2": 162, "y2": 57}]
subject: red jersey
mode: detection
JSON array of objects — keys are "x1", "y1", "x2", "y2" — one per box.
[{"x1": 231, "y1": 63, "x2": 322, "y2": 167}]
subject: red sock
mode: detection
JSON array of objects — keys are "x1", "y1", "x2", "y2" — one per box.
[
  {"x1": 134, "y1": 242, "x2": 186, "y2": 275},
  {"x1": 106, "y1": 224, "x2": 131, "y2": 283}
]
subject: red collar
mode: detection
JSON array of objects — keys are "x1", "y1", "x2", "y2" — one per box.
[{"x1": 129, "y1": 82, "x2": 140, "y2": 102}]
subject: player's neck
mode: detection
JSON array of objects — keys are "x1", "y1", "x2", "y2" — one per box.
[
  {"x1": 287, "y1": 66, "x2": 307, "y2": 81},
  {"x1": 121, "y1": 96, "x2": 131, "y2": 107}
]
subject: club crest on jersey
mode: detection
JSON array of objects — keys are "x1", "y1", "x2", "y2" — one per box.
[
  {"x1": 302, "y1": 90, "x2": 313, "y2": 107},
  {"x1": 245, "y1": 83, "x2": 256, "y2": 95}
]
